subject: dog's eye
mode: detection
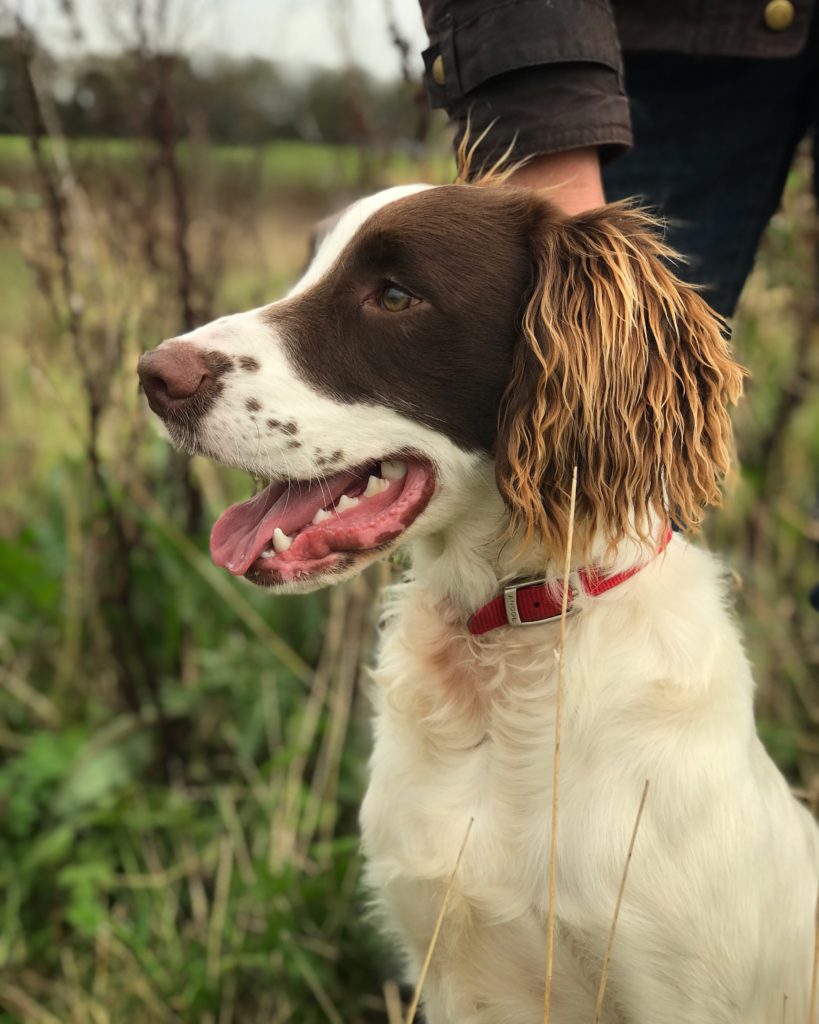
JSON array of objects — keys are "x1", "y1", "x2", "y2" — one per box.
[{"x1": 380, "y1": 285, "x2": 417, "y2": 313}]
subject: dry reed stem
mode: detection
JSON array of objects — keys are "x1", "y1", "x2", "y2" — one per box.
[
  {"x1": 592, "y1": 779, "x2": 650, "y2": 1023},
  {"x1": 543, "y1": 465, "x2": 578, "y2": 1024},
  {"x1": 270, "y1": 584, "x2": 348, "y2": 869},
  {"x1": 299, "y1": 575, "x2": 371, "y2": 858},
  {"x1": 0, "y1": 983, "x2": 63, "y2": 1024},
  {"x1": 808, "y1": 885, "x2": 819, "y2": 1024},
  {"x1": 206, "y1": 835, "x2": 234, "y2": 985},
  {"x1": 404, "y1": 816, "x2": 475, "y2": 1024},
  {"x1": 290, "y1": 945, "x2": 344, "y2": 1024},
  {"x1": 0, "y1": 668, "x2": 61, "y2": 726},
  {"x1": 104, "y1": 933, "x2": 173, "y2": 1020},
  {"x1": 383, "y1": 980, "x2": 404, "y2": 1024}
]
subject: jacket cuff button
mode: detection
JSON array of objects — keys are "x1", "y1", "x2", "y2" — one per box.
[{"x1": 764, "y1": 0, "x2": 795, "y2": 31}]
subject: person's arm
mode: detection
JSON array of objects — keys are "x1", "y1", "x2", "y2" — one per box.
[
  {"x1": 506, "y1": 148, "x2": 605, "y2": 215},
  {"x1": 418, "y1": 0, "x2": 628, "y2": 214}
]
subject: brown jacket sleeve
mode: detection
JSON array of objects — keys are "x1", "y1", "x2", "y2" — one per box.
[{"x1": 419, "y1": 0, "x2": 632, "y2": 172}]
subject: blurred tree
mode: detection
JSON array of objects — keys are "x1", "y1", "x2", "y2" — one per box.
[
  {"x1": 0, "y1": 37, "x2": 422, "y2": 147},
  {"x1": 0, "y1": 35, "x2": 22, "y2": 133},
  {"x1": 191, "y1": 56, "x2": 298, "y2": 142}
]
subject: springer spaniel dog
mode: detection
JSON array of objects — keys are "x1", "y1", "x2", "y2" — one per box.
[{"x1": 138, "y1": 181, "x2": 819, "y2": 1024}]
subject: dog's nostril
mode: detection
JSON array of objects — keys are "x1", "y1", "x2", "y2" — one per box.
[
  {"x1": 160, "y1": 367, "x2": 208, "y2": 400},
  {"x1": 145, "y1": 372, "x2": 172, "y2": 399},
  {"x1": 137, "y1": 342, "x2": 211, "y2": 412}
]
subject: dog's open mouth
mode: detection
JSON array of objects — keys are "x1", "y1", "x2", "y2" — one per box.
[{"x1": 209, "y1": 456, "x2": 436, "y2": 585}]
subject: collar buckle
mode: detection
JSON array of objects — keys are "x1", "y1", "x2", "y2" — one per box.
[{"x1": 503, "y1": 578, "x2": 577, "y2": 627}]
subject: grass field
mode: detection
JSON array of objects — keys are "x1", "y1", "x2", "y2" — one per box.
[{"x1": 0, "y1": 133, "x2": 817, "y2": 1023}]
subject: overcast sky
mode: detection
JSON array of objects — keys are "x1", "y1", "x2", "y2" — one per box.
[{"x1": 18, "y1": 0, "x2": 430, "y2": 79}]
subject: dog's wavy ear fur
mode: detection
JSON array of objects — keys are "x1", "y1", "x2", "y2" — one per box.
[{"x1": 496, "y1": 201, "x2": 746, "y2": 556}]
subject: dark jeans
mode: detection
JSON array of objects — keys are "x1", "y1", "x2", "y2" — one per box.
[{"x1": 603, "y1": 34, "x2": 819, "y2": 318}]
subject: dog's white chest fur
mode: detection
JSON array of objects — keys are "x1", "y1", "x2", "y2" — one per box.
[{"x1": 361, "y1": 541, "x2": 818, "y2": 1024}]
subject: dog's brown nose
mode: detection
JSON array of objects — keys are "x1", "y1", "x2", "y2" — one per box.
[{"x1": 138, "y1": 342, "x2": 210, "y2": 417}]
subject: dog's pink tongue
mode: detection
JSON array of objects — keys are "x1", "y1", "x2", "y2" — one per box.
[{"x1": 210, "y1": 472, "x2": 357, "y2": 576}]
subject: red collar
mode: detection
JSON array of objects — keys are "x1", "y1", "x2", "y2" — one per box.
[{"x1": 467, "y1": 527, "x2": 673, "y2": 636}]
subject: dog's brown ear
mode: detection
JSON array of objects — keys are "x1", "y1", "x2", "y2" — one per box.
[{"x1": 496, "y1": 201, "x2": 746, "y2": 556}]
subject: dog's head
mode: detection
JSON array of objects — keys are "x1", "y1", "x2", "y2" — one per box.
[{"x1": 138, "y1": 183, "x2": 743, "y2": 593}]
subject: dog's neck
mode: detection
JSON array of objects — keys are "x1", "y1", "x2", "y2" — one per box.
[{"x1": 408, "y1": 463, "x2": 664, "y2": 617}]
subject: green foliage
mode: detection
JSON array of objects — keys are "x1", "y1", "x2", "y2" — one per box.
[{"x1": 0, "y1": 461, "x2": 388, "y2": 1022}]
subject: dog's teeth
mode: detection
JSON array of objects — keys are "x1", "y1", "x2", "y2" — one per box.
[
  {"x1": 261, "y1": 548, "x2": 275, "y2": 558},
  {"x1": 363, "y1": 475, "x2": 388, "y2": 497},
  {"x1": 381, "y1": 460, "x2": 407, "y2": 480},
  {"x1": 336, "y1": 494, "x2": 359, "y2": 512},
  {"x1": 272, "y1": 527, "x2": 292, "y2": 553},
  {"x1": 312, "y1": 507, "x2": 331, "y2": 524}
]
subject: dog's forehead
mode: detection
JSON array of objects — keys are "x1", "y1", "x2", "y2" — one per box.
[{"x1": 290, "y1": 183, "x2": 434, "y2": 296}]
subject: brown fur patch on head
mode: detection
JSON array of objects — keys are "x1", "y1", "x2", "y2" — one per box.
[{"x1": 495, "y1": 200, "x2": 746, "y2": 557}]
